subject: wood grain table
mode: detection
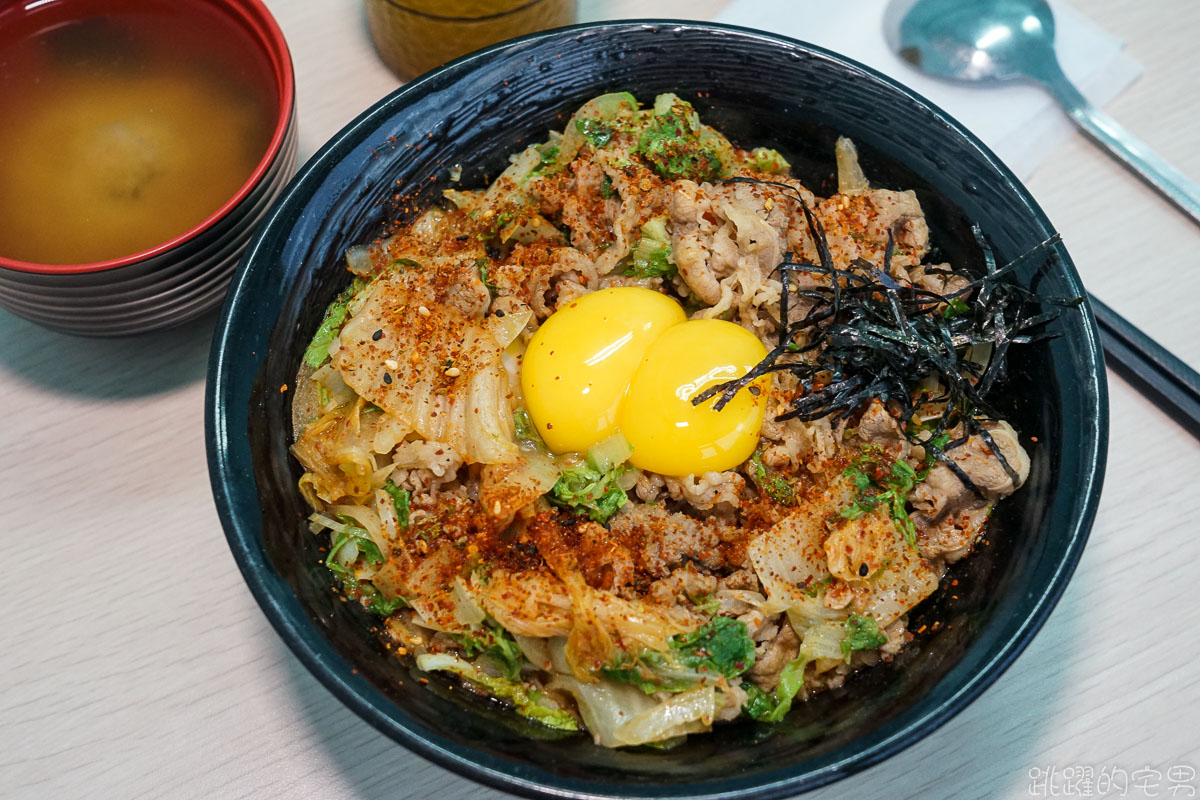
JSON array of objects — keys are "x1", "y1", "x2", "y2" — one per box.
[{"x1": 3, "y1": 1, "x2": 1197, "y2": 798}]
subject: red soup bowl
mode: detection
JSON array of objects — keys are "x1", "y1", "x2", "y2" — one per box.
[{"x1": 0, "y1": 0, "x2": 297, "y2": 337}]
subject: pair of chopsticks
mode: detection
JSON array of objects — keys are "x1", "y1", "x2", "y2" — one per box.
[{"x1": 1090, "y1": 296, "x2": 1200, "y2": 442}]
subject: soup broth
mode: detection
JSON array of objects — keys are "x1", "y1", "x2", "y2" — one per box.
[{"x1": 0, "y1": 0, "x2": 278, "y2": 265}]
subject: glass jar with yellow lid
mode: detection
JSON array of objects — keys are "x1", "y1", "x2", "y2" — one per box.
[{"x1": 365, "y1": 0, "x2": 577, "y2": 80}]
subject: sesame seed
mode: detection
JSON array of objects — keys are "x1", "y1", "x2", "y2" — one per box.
[
  {"x1": 494, "y1": 309, "x2": 506, "y2": 317},
  {"x1": 372, "y1": 329, "x2": 384, "y2": 341},
  {"x1": 384, "y1": 359, "x2": 399, "y2": 370},
  {"x1": 445, "y1": 367, "x2": 461, "y2": 377},
  {"x1": 418, "y1": 305, "x2": 431, "y2": 316},
  {"x1": 383, "y1": 373, "x2": 392, "y2": 384}
]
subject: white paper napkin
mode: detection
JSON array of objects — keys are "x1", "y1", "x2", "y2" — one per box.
[{"x1": 712, "y1": 0, "x2": 1142, "y2": 180}]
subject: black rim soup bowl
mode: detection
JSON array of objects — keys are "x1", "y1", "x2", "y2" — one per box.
[{"x1": 206, "y1": 21, "x2": 1107, "y2": 799}]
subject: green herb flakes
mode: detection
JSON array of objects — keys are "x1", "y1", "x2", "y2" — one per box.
[{"x1": 841, "y1": 615, "x2": 887, "y2": 662}]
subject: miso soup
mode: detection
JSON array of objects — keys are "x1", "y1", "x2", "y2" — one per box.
[{"x1": 0, "y1": 0, "x2": 278, "y2": 265}]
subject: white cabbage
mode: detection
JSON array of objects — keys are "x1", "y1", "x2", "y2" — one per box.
[
  {"x1": 859, "y1": 538, "x2": 940, "y2": 627},
  {"x1": 417, "y1": 653, "x2": 578, "y2": 731},
  {"x1": 546, "y1": 567, "x2": 703, "y2": 680},
  {"x1": 798, "y1": 620, "x2": 845, "y2": 662},
  {"x1": 823, "y1": 510, "x2": 897, "y2": 584},
  {"x1": 479, "y1": 448, "x2": 560, "y2": 521},
  {"x1": 481, "y1": 569, "x2": 574, "y2": 639},
  {"x1": 484, "y1": 303, "x2": 532, "y2": 349},
  {"x1": 549, "y1": 641, "x2": 718, "y2": 747},
  {"x1": 329, "y1": 503, "x2": 385, "y2": 560},
  {"x1": 835, "y1": 136, "x2": 869, "y2": 194},
  {"x1": 612, "y1": 686, "x2": 717, "y2": 747},
  {"x1": 483, "y1": 145, "x2": 542, "y2": 205},
  {"x1": 311, "y1": 363, "x2": 354, "y2": 408},
  {"x1": 292, "y1": 400, "x2": 382, "y2": 505},
  {"x1": 553, "y1": 91, "x2": 638, "y2": 169},
  {"x1": 450, "y1": 576, "x2": 486, "y2": 627},
  {"x1": 333, "y1": 273, "x2": 518, "y2": 466},
  {"x1": 746, "y1": 505, "x2": 844, "y2": 625},
  {"x1": 552, "y1": 674, "x2": 656, "y2": 747},
  {"x1": 479, "y1": 567, "x2": 702, "y2": 678},
  {"x1": 405, "y1": 546, "x2": 468, "y2": 632},
  {"x1": 513, "y1": 634, "x2": 554, "y2": 672}
]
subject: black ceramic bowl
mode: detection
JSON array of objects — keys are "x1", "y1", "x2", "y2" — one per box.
[{"x1": 207, "y1": 21, "x2": 1106, "y2": 799}]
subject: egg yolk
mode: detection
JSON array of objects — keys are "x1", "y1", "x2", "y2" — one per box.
[
  {"x1": 618, "y1": 319, "x2": 770, "y2": 476},
  {"x1": 522, "y1": 286, "x2": 772, "y2": 477},
  {"x1": 521, "y1": 287, "x2": 686, "y2": 454}
]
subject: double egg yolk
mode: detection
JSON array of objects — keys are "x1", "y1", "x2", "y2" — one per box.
[{"x1": 520, "y1": 287, "x2": 770, "y2": 476}]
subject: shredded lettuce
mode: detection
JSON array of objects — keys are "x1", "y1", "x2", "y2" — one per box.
[
  {"x1": 841, "y1": 447, "x2": 920, "y2": 548},
  {"x1": 513, "y1": 408, "x2": 543, "y2": 445},
  {"x1": 382, "y1": 480, "x2": 410, "y2": 529},
  {"x1": 576, "y1": 119, "x2": 613, "y2": 149},
  {"x1": 317, "y1": 516, "x2": 407, "y2": 617},
  {"x1": 549, "y1": 463, "x2": 629, "y2": 524},
  {"x1": 452, "y1": 621, "x2": 526, "y2": 680},
  {"x1": 741, "y1": 653, "x2": 809, "y2": 722},
  {"x1": 748, "y1": 451, "x2": 795, "y2": 505},
  {"x1": 634, "y1": 95, "x2": 723, "y2": 182},
  {"x1": 303, "y1": 278, "x2": 369, "y2": 368},
  {"x1": 603, "y1": 617, "x2": 755, "y2": 693},
  {"x1": 671, "y1": 616, "x2": 756, "y2": 679},
  {"x1": 624, "y1": 216, "x2": 675, "y2": 278},
  {"x1": 547, "y1": 434, "x2": 634, "y2": 524},
  {"x1": 746, "y1": 146, "x2": 791, "y2": 174},
  {"x1": 841, "y1": 614, "x2": 887, "y2": 662},
  {"x1": 329, "y1": 518, "x2": 384, "y2": 568},
  {"x1": 417, "y1": 653, "x2": 578, "y2": 731}
]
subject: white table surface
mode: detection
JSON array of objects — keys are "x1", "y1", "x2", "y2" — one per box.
[{"x1": 3, "y1": 1, "x2": 1198, "y2": 798}]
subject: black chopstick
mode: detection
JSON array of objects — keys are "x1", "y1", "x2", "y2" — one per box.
[{"x1": 1091, "y1": 295, "x2": 1200, "y2": 442}]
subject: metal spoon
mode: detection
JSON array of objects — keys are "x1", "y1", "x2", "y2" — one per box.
[
  {"x1": 883, "y1": 0, "x2": 1200, "y2": 441},
  {"x1": 884, "y1": 0, "x2": 1200, "y2": 224}
]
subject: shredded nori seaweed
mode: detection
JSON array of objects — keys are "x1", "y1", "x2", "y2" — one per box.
[{"x1": 692, "y1": 177, "x2": 1081, "y2": 492}]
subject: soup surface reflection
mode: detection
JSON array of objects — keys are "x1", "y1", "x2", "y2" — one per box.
[{"x1": 0, "y1": 1, "x2": 277, "y2": 265}]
